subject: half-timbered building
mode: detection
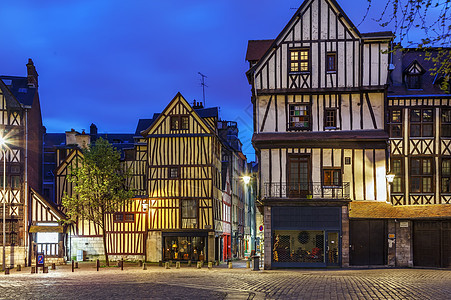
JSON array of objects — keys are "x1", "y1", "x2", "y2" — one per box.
[
  {"x1": 246, "y1": 0, "x2": 393, "y2": 268},
  {"x1": 0, "y1": 59, "x2": 43, "y2": 267},
  {"x1": 349, "y1": 48, "x2": 451, "y2": 268}
]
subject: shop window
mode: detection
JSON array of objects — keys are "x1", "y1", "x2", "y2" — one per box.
[
  {"x1": 410, "y1": 158, "x2": 433, "y2": 193},
  {"x1": 288, "y1": 104, "x2": 311, "y2": 130},
  {"x1": 163, "y1": 236, "x2": 205, "y2": 261},
  {"x1": 181, "y1": 199, "x2": 197, "y2": 229},
  {"x1": 273, "y1": 230, "x2": 325, "y2": 263},
  {"x1": 289, "y1": 48, "x2": 309, "y2": 73},
  {"x1": 389, "y1": 109, "x2": 403, "y2": 138},
  {"x1": 410, "y1": 108, "x2": 433, "y2": 137},
  {"x1": 442, "y1": 159, "x2": 451, "y2": 193},
  {"x1": 326, "y1": 52, "x2": 336, "y2": 72},
  {"x1": 391, "y1": 158, "x2": 404, "y2": 193},
  {"x1": 441, "y1": 108, "x2": 451, "y2": 138},
  {"x1": 324, "y1": 108, "x2": 337, "y2": 129}
]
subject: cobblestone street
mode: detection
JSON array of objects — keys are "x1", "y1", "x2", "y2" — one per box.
[{"x1": 0, "y1": 262, "x2": 450, "y2": 299}]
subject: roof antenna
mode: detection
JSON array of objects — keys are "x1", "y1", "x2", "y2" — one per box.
[{"x1": 198, "y1": 72, "x2": 208, "y2": 107}]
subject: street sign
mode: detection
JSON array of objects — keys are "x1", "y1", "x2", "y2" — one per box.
[
  {"x1": 36, "y1": 252, "x2": 45, "y2": 268},
  {"x1": 259, "y1": 225, "x2": 263, "y2": 232}
]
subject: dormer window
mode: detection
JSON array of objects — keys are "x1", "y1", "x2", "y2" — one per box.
[
  {"x1": 289, "y1": 49, "x2": 309, "y2": 73},
  {"x1": 404, "y1": 60, "x2": 425, "y2": 90}
]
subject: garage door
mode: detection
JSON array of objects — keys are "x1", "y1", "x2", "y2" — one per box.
[
  {"x1": 350, "y1": 220, "x2": 386, "y2": 266},
  {"x1": 413, "y1": 221, "x2": 451, "y2": 268}
]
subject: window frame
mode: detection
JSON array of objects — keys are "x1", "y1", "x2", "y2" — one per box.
[
  {"x1": 326, "y1": 52, "x2": 337, "y2": 73},
  {"x1": 322, "y1": 168, "x2": 342, "y2": 187},
  {"x1": 441, "y1": 158, "x2": 451, "y2": 193},
  {"x1": 168, "y1": 166, "x2": 180, "y2": 179},
  {"x1": 289, "y1": 48, "x2": 310, "y2": 73},
  {"x1": 407, "y1": 74, "x2": 422, "y2": 89},
  {"x1": 389, "y1": 109, "x2": 403, "y2": 138},
  {"x1": 391, "y1": 158, "x2": 404, "y2": 193},
  {"x1": 181, "y1": 199, "x2": 198, "y2": 229},
  {"x1": 170, "y1": 115, "x2": 189, "y2": 131},
  {"x1": 409, "y1": 108, "x2": 433, "y2": 137},
  {"x1": 410, "y1": 157, "x2": 434, "y2": 193},
  {"x1": 441, "y1": 108, "x2": 451, "y2": 138},
  {"x1": 113, "y1": 212, "x2": 135, "y2": 223},
  {"x1": 288, "y1": 104, "x2": 312, "y2": 131},
  {"x1": 324, "y1": 108, "x2": 337, "y2": 129}
]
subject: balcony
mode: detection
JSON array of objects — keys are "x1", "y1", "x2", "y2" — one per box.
[{"x1": 263, "y1": 182, "x2": 350, "y2": 200}]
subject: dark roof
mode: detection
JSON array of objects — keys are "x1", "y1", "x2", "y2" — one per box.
[
  {"x1": 246, "y1": 40, "x2": 274, "y2": 62},
  {"x1": 136, "y1": 107, "x2": 218, "y2": 136},
  {"x1": 0, "y1": 76, "x2": 36, "y2": 107},
  {"x1": 43, "y1": 133, "x2": 66, "y2": 148},
  {"x1": 361, "y1": 31, "x2": 394, "y2": 39},
  {"x1": 195, "y1": 107, "x2": 218, "y2": 119},
  {"x1": 135, "y1": 113, "x2": 160, "y2": 135},
  {"x1": 252, "y1": 130, "x2": 389, "y2": 144},
  {"x1": 350, "y1": 201, "x2": 451, "y2": 219},
  {"x1": 388, "y1": 48, "x2": 451, "y2": 96}
]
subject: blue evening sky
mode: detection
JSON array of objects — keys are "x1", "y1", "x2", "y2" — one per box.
[{"x1": 0, "y1": 0, "x2": 428, "y2": 159}]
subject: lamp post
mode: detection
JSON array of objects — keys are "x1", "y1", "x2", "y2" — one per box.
[{"x1": 0, "y1": 136, "x2": 6, "y2": 271}]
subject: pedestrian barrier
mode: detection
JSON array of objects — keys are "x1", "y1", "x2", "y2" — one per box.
[
  {"x1": 165, "y1": 262, "x2": 170, "y2": 269},
  {"x1": 96, "y1": 259, "x2": 100, "y2": 271},
  {"x1": 52, "y1": 263, "x2": 56, "y2": 270},
  {"x1": 31, "y1": 266, "x2": 36, "y2": 274},
  {"x1": 17, "y1": 265, "x2": 21, "y2": 271},
  {"x1": 143, "y1": 263, "x2": 147, "y2": 270},
  {"x1": 187, "y1": 260, "x2": 192, "y2": 267},
  {"x1": 4, "y1": 268, "x2": 9, "y2": 275},
  {"x1": 228, "y1": 262, "x2": 233, "y2": 269},
  {"x1": 197, "y1": 261, "x2": 201, "y2": 269},
  {"x1": 43, "y1": 266, "x2": 48, "y2": 273},
  {"x1": 246, "y1": 261, "x2": 250, "y2": 268},
  {"x1": 176, "y1": 262, "x2": 180, "y2": 269},
  {"x1": 208, "y1": 262, "x2": 213, "y2": 269}
]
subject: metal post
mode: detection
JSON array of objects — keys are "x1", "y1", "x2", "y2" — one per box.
[{"x1": 2, "y1": 148, "x2": 5, "y2": 272}]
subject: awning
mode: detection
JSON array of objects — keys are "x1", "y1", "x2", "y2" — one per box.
[{"x1": 29, "y1": 225, "x2": 64, "y2": 233}]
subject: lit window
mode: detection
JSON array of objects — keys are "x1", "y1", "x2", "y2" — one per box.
[
  {"x1": 113, "y1": 213, "x2": 124, "y2": 222},
  {"x1": 181, "y1": 199, "x2": 197, "y2": 229},
  {"x1": 442, "y1": 159, "x2": 451, "y2": 193},
  {"x1": 392, "y1": 158, "x2": 403, "y2": 193},
  {"x1": 410, "y1": 158, "x2": 433, "y2": 193},
  {"x1": 171, "y1": 115, "x2": 189, "y2": 130},
  {"x1": 289, "y1": 49, "x2": 309, "y2": 73},
  {"x1": 323, "y1": 169, "x2": 341, "y2": 186},
  {"x1": 389, "y1": 109, "x2": 403, "y2": 138},
  {"x1": 169, "y1": 167, "x2": 179, "y2": 178}
]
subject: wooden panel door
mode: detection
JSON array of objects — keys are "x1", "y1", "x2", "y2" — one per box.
[
  {"x1": 350, "y1": 220, "x2": 386, "y2": 266},
  {"x1": 413, "y1": 221, "x2": 441, "y2": 267}
]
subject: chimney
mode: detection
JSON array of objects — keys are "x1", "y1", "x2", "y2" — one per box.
[
  {"x1": 90, "y1": 123, "x2": 98, "y2": 136},
  {"x1": 193, "y1": 100, "x2": 204, "y2": 109},
  {"x1": 26, "y1": 58, "x2": 38, "y2": 88}
]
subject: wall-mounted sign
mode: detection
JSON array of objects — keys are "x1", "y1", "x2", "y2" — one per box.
[
  {"x1": 259, "y1": 225, "x2": 263, "y2": 232},
  {"x1": 400, "y1": 221, "x2": 409, "y2": 228},
  {"x1": 388, "y1": 233, "x2": 395, "y2": 239}
]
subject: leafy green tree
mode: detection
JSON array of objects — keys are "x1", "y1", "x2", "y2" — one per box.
[{"x1": 62, "y1": 137, "x2": 133, "y2": 266}]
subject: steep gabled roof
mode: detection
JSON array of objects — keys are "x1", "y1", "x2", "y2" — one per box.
[
  {"x1": 246, "y1": 40, "x2": 274, "y2": 62},
  {"x1": 0, "y1": 76, "x2": 36, "y2": 107}
]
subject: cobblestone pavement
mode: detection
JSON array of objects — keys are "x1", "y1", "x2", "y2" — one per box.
[{"x1": 0, "y1": 262, "x2": 450, "y2": 299}]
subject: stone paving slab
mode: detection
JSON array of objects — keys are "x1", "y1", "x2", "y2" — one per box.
[{"x1": 0, "y1": 263, "x2": 450, "y2": 299}]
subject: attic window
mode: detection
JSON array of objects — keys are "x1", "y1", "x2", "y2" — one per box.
[
  {"x1": 407, "y1": 75, "x2": 421, "y2": 89},
  {"x1": 289, "y1": 48, "x2": 309, "y2": 73},
  {"x1": 2, "y1": 80, "x2": 12, "y2": 86}
]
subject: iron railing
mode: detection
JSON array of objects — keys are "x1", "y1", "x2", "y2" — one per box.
[{"x1": 264, "y1": 182, "x2": 350, "y2": 199}]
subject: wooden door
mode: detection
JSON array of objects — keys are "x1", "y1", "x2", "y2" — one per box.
[
  {"x1": 413, "y1": 221, "x2": 441, "y2": 267},
  {"x1": 350, "y1": 220, "x2": 386, "y2": 265},
  {"x1": 288, "y1": 155, "x2": 310, "y2": 197}
]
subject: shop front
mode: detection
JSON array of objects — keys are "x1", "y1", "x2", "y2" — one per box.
[
  {"x1": 271, "y1": 206, "x2": 342, "y2": 268},
  {"x1": 162, "y1": 232, "x2": 208, "y2": 261}
]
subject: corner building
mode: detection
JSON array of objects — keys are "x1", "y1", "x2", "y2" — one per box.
[{"x1": 246, "y1": 0, "x2": 392, "y2": 268}]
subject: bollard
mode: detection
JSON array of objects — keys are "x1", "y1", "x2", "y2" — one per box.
[
  {"x1": 121, "y1": 258, "x2": 124, "y2": 271},
  {"x1": 197, "y1": 261, "x2": 201, "y2": 269},
  {"x1": 176, "y1": 262, "x2": 180, "y2": 269},
  {"x1": 96, "y1": 259, "x2": 100, "y2": 271},
  {"x1": 71, "y1": 260, "x2": 74, "y2": 272},
  {"x1": 252, "y1": 256, "x2": 260, "y2": 271},
  {"x1": 158, "y1": 260, "x2": 163, "y2": 267},
  {"x1": 165, "y1": 262, "x2": 170, "y2": 269},
  {"x1": 208, "y1": 262, "x2": 213, "y2": 270},
  {"x1": 139, "y1": 260, "x2": 143, "y2": 267},
  {"x1": 215, "y1": 260, "x2": 219, "y2": 266},
  {"x1": 143, "y1": 263, "x2": 147, "y2": 270},
  {"x1": 169, "y1": 260, "x2": 172, "y2": 268},
  {"x1": 75, "y1": 262, "x2": 79, "y2": 269},
  {"x1": 52, "y1": 263, "x2": 56, "y2": 270},
  {"x1": 31, "y1": 266, "x2": 36, "y2": 274},
  {"x1": 43, "y1": 266, "x2": 48, "y2": 273},
  {"x1": 228, "y1": 261, "x2": 233, "y2": 269},
  {"x1": 246, "y1": 260, "x2": 250, "y2": 268},
  {"x1": 17, "y1": 265, "x2": 21, "y2": 271},
  {"x1": 4, "y1": 268, "x2": 9, "y2": 275},
  {"x1": 201, "y1": 260, "x2": 204, "y2": 267},
  {"x1": 187, "y1": 260, "x2": 192, "y2": 267}
]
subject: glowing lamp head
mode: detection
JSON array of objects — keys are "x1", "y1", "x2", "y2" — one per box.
[
  {"x1": 0, "y1": 136, "x2": 5, "y2": 147},
  {"x1": 386, "y1": 173, "x2": 395, "y2": 183},
  {"x1": 243, "y1": 175, "x2": 251, "y2": 185}
]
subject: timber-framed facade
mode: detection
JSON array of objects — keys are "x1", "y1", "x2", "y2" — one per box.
[{"x1": 246, "y1": 0, "x2": 393, "y2": 269}]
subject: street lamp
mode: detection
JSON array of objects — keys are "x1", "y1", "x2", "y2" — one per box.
[
  {"x1": 386, "y1": 173, "x2": 395, "y2": 204},
  {"x1": 242, "y1": 175, "x2": 251, "y2": 185},
  {"x1": 0, "y1": 136, "x2": 6, "y2": 271}
]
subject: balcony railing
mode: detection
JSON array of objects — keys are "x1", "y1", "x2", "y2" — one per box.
[{"x1": 264, "y1": 182, "x2": 350, "y2": 200}]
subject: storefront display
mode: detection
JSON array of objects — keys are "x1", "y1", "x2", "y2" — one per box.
[{"x1": 163, "y1": 236, "x2": 205, "y2": 261}]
